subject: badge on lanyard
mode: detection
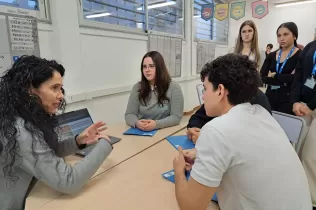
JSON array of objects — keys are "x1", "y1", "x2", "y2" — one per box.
[
  {"x1": 271, "y1": 85, "x2": 281, "y2": 90},
  {"x1": 305, "y1": 51, "x2": 316, "y2": 89},
  {"x1": 304, "y1": 78, "x2": 316, "y2": 89}
]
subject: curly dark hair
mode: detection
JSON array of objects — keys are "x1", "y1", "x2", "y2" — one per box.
[
  {"x1": 200, "y1": 53, "x2": 261, "y2": 105},
  {"x1": 0, "y1": 55, "x2": 66, "y2": 184},
  {"x1": 139, "y1": 51, "x2": 171, "y2": 106}
]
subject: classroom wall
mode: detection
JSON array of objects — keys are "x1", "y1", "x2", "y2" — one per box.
[
  {"x1": 228, "y1": 1, "x2": 316, "y2": 51},
  {"x1": 36, "y1": 0, "x2": 228, "y2": 125}
]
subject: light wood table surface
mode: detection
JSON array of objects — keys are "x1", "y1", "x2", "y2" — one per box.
[
  {"x1": 35, "y1": 130, "x2": 219, "y2": 210},
  {"x1": 26, "y1": 116, "x2": 191, "y2": 210}
]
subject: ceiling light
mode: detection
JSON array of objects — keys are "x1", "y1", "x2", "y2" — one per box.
[
  {"x1": 275, "y1": 0, "x2": 316, "y2": 7},
  {"x1": 137, "y1": 1, "x2": 176, "y2": 11},
  {"x1": 86, "y1": 12, "x2": 111, "y2": 18}
]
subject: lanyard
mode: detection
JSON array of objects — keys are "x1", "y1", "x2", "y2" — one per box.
[
  {"x1": 312, "y1": 51, "x2": 316, "y2": 76},
  {"x1": 276, "y1": 46, "x2": 295, "y2": 74}
]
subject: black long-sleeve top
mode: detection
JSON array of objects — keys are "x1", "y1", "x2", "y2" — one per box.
[
  {"x1": 187, "y1": 89, "x2": 272, "y2": 129},
  {"x1": 291, "y1": 40, "x2": 316, "y2": 110},
  {"x1": 260, "y1": 49, "x2": 301, "y2": 87}
]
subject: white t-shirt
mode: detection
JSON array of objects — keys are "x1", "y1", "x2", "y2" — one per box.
[{"x1": 191, "y1": 103, "x2": 312, "y2": 210}]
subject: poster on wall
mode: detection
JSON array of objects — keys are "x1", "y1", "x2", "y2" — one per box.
[
  {"x1": 0, "y1": 12, "x2": 40, "y2": 75},
  {"x1": 196, "y1": 42, "x2": 216, "y2": 74},
  {"x1": 201, "y1": 4, "x2": 214, "y2": 21},
  {"x1": 230, "y1": 1, "x2": 246, "y2": 20},
  {"x1": 251, "y1": 0, "x2": 269, "y2": 19},
  {"x1": 215, "y1": 4, "x2": 229, "y2": 21}
]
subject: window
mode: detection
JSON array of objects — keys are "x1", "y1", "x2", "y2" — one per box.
[
  {"x1": 212, "y1": 18, "x2": 228, "y2": 45},
  {"x1": 147, "y1": 0, "x2": 183, "y2": 35},
  {"x1": 193, "y1": 0, "x2": 228, "y2": 45},
  {"x1": 0, "y1": 0, "x2": 38, "y2": 11},
  {"x1": 82, "y1": 0, "x2": 145, "y2": 30},
  {"x1": 81, "y1": 0, "x2": 184, "y2": 36},
  {"x1": 0, "y1": 0, "x2": 49, "y2": 21}
]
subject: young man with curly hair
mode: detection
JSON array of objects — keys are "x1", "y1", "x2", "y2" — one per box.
[{"x1": 173, "y1": 54, "x2": 312, "y2": 210}]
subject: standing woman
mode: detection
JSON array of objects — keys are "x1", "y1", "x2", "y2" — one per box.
[
  {"x1": 291, "y1": 40, "x2": 316, "y2": 209},
  {"x1": 0, "y1": 56, "x2": 113, "y2": 210},
  {"x1": 125, "y1": 51, "x2": 184, "y2": 131},
  {"x1": 260, "y1": 22, "x2": 301, "y2": 114},
  {"x1": 233, "y1": 20, "x2": 261, "y2": 67}
]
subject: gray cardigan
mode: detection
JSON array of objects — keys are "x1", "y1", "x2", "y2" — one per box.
[
  {"x1": 125, "y1": 81, "x2": 184, "y2": 129},
  {"x1": 0, "y1": 118, "x2": 112, "y2": 210}
]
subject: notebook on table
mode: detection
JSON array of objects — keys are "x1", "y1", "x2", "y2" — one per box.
[
  {"x1": 162, "y1": 169, "x2": 218, "y2": 202},
  {"x1": 166, "y1": 135, "x2": 195, "y2": 150},
  {"x1": 123, "y1": 127, "x2": 158, "y2": 137}
]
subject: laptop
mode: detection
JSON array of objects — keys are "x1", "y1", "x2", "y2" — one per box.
[{"x1": 56, "y1": 108, "x2": 121, "y2": 157}]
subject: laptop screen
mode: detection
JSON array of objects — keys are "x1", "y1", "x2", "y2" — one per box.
[{"x1": 56, "y1": 109, "x2": 93, "y2": 139}]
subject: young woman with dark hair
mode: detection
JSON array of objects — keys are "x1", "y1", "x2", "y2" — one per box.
[
  {"x1": 125, "y1": 51, "x2": 184, "y2": 131},
  {"x1": 261, "y1": 22, "x2": 301, "y2": 114},
  {"x1": 0, "y1": 56, "x2": 113, "y2": 210}
]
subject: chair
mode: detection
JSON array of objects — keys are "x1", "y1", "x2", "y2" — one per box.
[
  {"x1": 196, "y1": 84, "x2": 204, "y2": 105},
  {"x1": 272, "y1": 111, "x2": 308, "y2": 153}
]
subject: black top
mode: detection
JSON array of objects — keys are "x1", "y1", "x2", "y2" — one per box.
[
  {"x1": 261, "y1": 49, "x2": 301, "y2": 87},
  {"x1": 291, "y1": 40, "x2": 316, "y2": 110},
  {"x1": 187, "y1": 89, "x2": 272, "y2": 129}
]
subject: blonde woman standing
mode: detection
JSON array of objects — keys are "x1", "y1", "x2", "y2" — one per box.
[{"x1": 233, "y1": 20, "x2": 261, "y2": 68}]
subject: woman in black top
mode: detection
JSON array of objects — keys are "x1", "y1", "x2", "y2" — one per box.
[
  {"x1": 291, "y1": 40, "x2": 316, "y2": 208},
  {"x1": 261, "y1": 22, "x2": 301, "y2": 114},
  {"x1": 292, "y1": 40, "x2": 316, "y2": 116}
]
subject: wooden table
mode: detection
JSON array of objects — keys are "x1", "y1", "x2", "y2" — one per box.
[
  {"x1": 34, "y1": 130, "x2": 219, "y2": 210},
  {"x1": 26, "y1": 116, "x2": 190, "y2": 210},
  {"x1": 66, "y1": 115, "x2": 191, "y2": 171}
]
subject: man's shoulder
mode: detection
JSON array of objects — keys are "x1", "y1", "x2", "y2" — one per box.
[{"x1": 204, "y1": 104, "x2": 272, "y2": 130}]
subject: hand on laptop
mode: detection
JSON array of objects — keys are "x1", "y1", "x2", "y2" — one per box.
[
  {"x1": 187, "y1": 127, "x2": 200, "y2": 144},
  {"x1": 76, "y1": 121, "x2": 111, "y2": 145}
]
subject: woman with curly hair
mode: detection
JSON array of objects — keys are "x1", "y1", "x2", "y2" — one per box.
[{"x1": 0, "y1": 56, "x2": 113, "y2": 210}]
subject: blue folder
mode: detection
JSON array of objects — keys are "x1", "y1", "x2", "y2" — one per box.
[
  {"x1": 123, "y1": 127, "x2": 158, "y2": 136},
  {"x1": 166, "y1": 135, "x2": 195, "y2": 150},
  {"x1": 162, "y1": 169, "x2": 218, "y2": 202}
]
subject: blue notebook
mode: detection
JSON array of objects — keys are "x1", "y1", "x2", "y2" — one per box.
[
  {"x1": 162, "y1": 169, "x2": 218, "y2": 202},
  {"x1": 123, "y1": 127, "x2": 158, "y2": 136},
  {"x1": 166, "y1": 135, "x2": 195, "y2": 150}
]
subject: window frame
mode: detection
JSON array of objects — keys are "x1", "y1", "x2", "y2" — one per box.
[
  {"x1": 0, "y1": 0, "x2": 51, "y2": 22},
  {"x1": 77, "y1": 0, "x2": 184, "y2": 38},
  {"x1": 193, "y1": 0, "x2": 229, "y2": 45}
]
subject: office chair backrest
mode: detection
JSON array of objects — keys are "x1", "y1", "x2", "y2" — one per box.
[{"x1": 272, "y1": 111, "x2": 305, "y2": 144}]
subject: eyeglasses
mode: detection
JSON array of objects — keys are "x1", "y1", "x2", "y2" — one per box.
[{"x1": 142, "y1": 64, "x2": 155, "y2": 70}]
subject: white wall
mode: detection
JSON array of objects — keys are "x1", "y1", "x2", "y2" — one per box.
[
  {"x1": 35, "y1": 0, "x2": 227, "y2": 125},
  {"x1": 228, "y1": 1, "x2": 316, "y2": 50}
]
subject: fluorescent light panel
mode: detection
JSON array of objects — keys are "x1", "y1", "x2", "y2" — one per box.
[
  {"x1": 275, "y1": 0, "x2": 316, "y2": 7},
  {"x1": 137, "y1": 1, "x2": 176, "y2": 11},
  {"x1": 86, "y1": 12, "x2": 111, "y2": 18}
]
